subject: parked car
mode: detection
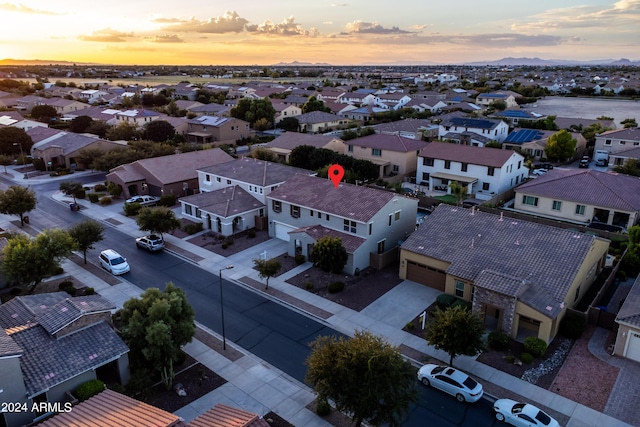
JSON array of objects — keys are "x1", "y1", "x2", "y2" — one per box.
[
  {"x1": 417, "y1": 364, "x2": 483, "y2": 403},
  {"x1": 531, "y1": 168, "x2": 548, "y2": 176},
  {"x1": 579, "y1": 156, "x2": 590, "y2": 168},
  {"x1": 493, "y1": 399, "x2": 560, "y2": 427},
  {"x1": 533, "y1": 163, "x2": 553, "y2": 170},
  {"x1": 125, "y1": 195, "x2": 160, "y2": 206},
  {"x1": 99, "y1": 249, "x2": 130, "y2": 275},
  {"x1": 595, "y1": 158, "x2": 608, "y2": 167},
  {"x1": 136, "y1": 234, "x2": 165, "y2": 252}
]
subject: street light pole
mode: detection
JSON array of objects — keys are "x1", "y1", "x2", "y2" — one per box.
[{"x1": 219, "y1": 265, "x2": 234, "y2": 350}]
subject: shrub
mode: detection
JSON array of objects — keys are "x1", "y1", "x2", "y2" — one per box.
[
  {"x1": 158, "y1": 194, "x2": 177, "y2": 207},
  {"x1": 10, "y1": 287, "x2": 22, "y2": 296},
  {"x1": 75, "y1": 379, "x2": 105, "y2": 402},
  {"x1": 88, "y1": 193, "x2": 100, "y2": 203},
  {"x1": 123, "y1": 202, "x2": 142, "y2": 217},
  {"x1": 316, "y1": 398, "x2": 331, "y2": 416},
  {"x1": 247, "y1": 229, "x2": 256, "y2": 238},
  {"x1": 295, "y1": 254, "x2": 306, "y2": 265},
  {"x1": 328, "y1": 281, "x2": 345, "y2": 293},
  {"x1": 223, "y1": 237, "x2": 234, "y2": 246},
  {"x1": 305, "y1": 281, "x2": 314, "y2": 291},
  {"x1": 107, "y1": 183, "x2": 123, "y2": 198},
  {"x1": 488, "y1": 331, "x2": 511, "y2": 351},
  {"x1": 520, "y1": 352, "x2": 534, "y2": 364},
  {"x1": 524, "y1": 336, "x2": 548, "y2": 358},
  {"x1": 183, "y1": 223, "x2": 204, "y2": 235},
  {"x1": 405, "y1": 322, "x2": 416, "y2": 331},
  {"x1": 84, "y1": 287, "x2": 95, "y2": 295},
  {"x1": 99, "y1": 196, "x2": 112, "y2": 206},
  {"x1": 221, "y1": 243, "x2": 229, "y2": 249},
  {"x1": 504, "y1": 354, "x2": 515, "y2": 364},
  {"x1": 58, "y1": 280, "x2": 73, "y2": 290},
  {"x1": 74, "y1": 188, "x2": 86, "y2": 199},
  {"x1": 51, "y1": 266, "x2": 64, "y2": 276},
  {"x1": 560, "y1": 311, "x2": 587, "y2": 339},
  {"x1": 94, "y1": 184, "x2": 107, "y2": 192},
  {"x1": 451, "y1": 299, "x2": 471, "y2": 311},
  {"x1": 436, "y1": 293, "x2": 457, "y2": 309}
]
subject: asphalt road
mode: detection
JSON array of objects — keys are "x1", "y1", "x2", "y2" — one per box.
[{"x1": 6, "y1": 173, "x2": 502, "y2": 426}]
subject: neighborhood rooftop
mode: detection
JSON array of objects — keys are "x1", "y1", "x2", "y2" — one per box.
[
  {"x1": 198, "y1": 158, "x2": 313, "y2": 187},
  {"x1": 418, "y1": 141, "x2": 517, "y2": 167}
]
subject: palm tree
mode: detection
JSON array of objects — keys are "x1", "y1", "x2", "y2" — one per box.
[{"x1": 449, "y1": 181, "x2": 468, "y2": 207}]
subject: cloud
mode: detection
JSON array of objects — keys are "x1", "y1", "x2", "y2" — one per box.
[
  {"x1": 345, "y1": 21, "x2": 410, "y2": 34},
  {"x1": 245, "y1": 16, "x2": 318, "y2": 36},
  {"x1": 0, "y1": 2, "x2": 59, "y2": 15},
  {"x1": 78, "y1": 28, "x2": 134, "y2": 43},
  {"x1": 145, "y1": 34, "x2": 185, "y2": 43},
  {"x1": 159, "y1": 11, "x2": 248, "y2": 33}
]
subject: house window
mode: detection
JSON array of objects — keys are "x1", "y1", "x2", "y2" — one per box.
[
  {"x1": 444, "y1": 160, "x2": 451, "y2": 170},
  {"x1": 517, "y1": 160, "x2": 522, "y2": 169},
  {"x1": 482, "y1": 183, "x2": 490, "y2": 191},
  {"x1": 318, "y1": 211, "x2": 322, "y2": 218},
  {"x1": 372, "y1": 148, "x2": 382, "y2": 157},
  {"x1": 216, "y1": 177, "x2": 221, "y2": 182},
  {"x1": 226, "y1": 179, "x2": 231, "y2": 184},
  {"x1": 325, "y1": 214, "x2": 330, "y2": 221},
  {"x1": 369, "y1": 223, "x2": 373, "y2": 235},
  {"x1": 272, "y1": 200, "x2": 282, "y2": 213},
  {"x1": 343, "y1": 219, "x2": 356, "y2": 233},
  {"x1": 394, "y1": 211, "x2": 400, "y2": 221},
  {"x1": 423, "y1": 157, "x2": 434, "y2": 166},
  {"x1": 575, "y1": 204, "x2": 586, "y2": 215},
  {"x1": 388, "y1": 214, "x2": 392, "y2": 226},
  {"x1": 205, "y1": 174, "x2": 211, "y2": 182},
  {"x1": 604, "y1": 139, "x2": 612, "y2": 146},
  {"x1": 620, "y1": 141, "x2": 626, "y2": 145},
  {"x1": 461, "y1": 162, "x2": 468, "y2": 172},
  {"x1": 487, "y1": 167, "x2": 495, "y2": 176},
  {"x1": 290, "y1": 205, "x2": 300, "y2": 218},
  {"x1": 393, "y1": 165, "x2": 399, "y2": 172},
  {"x1": 377, "y1": 239, "x2": 386, "y2": 254},
  {"x1": 574, "y1": 286, "x2": 581, "y2": 303},
  {"x1": 348, "y1": 144, "x2": 353, "y2": 152},
  {"x1": 422, "y1": 172, "x2": 430, "y2": 181},
  {"x1": 310, "y1": 210, "x2": 314, "y2": 216},
  {"x1": 184, "y1": 205, "x2": 193, "y2": 215},
  {"x1": 455, "y1": 281, "x2": 465, "y2": 298},
  {"x1": 259, "y1": 208, "x2": 264, "y2": 217},
  {"x1": 522, "y1": 195, "x2": 538, "y2": 206},
  {"x1": 195, "y1": 208, "x2": 201, "y2": 218},
  {"x1": 552, "y1": 200, "x2": 562, "y2": 211}
]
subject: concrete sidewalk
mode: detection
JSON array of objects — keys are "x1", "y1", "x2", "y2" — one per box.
[{"x1": 1, "y1": 168, "x2": 634, "y2": 427}]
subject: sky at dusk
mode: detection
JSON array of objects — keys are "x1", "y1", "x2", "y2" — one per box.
[{"x1": 1, "y1": 0, "x2": 638, "y2": 65}]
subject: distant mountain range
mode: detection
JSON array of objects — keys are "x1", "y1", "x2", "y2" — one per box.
[
  {"x1": 463, "y1": 57, "x2": 640, "y2": 66},
  {"x1": 0, "y1": 59, "x2": 96, "y2": 66}
]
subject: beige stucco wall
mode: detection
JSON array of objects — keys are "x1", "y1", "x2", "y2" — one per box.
[
  {"x1": 345, "y1": 145, "x2": 417, "y2": 177},
  {"x1": 398, "y1": 250, "x2": 451, "y2": 280},
  {"x1": 444, "y1": 275, "x2": 473, "y2": 301},
  {"x1": 514, "y1": 302, "x2": 555, "y2": 343},
  {"x1": 614, "y1": 323, "x2": 639, "y2": 357}
]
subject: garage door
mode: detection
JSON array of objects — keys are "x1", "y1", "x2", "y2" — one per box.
[
  {"x1": 626, "y1": 331, "x2": 640, "y2": 362},
  {"x1": 274, "y1": 222, "x2": 296, "y2": 242},
  {"x1": 406, "y1": 260, "x2": 446, "y2": 291}
]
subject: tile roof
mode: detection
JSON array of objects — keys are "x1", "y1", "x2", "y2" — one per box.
[
  {"x1": 616, "y1": 275, "x2": 640, "y2": 328},
  {"x1": 265, "y1": 132, "x2": 340, "y2": 150},
  {"x1": 290, "y1": 225, "x2": 366, "y2": 252},
  {"x1": 198, "y1": 158, "x2": 313, "y2": 187},
  {"x1": 610, "y1": 146, "x2": 640, "y2": 158},
  {"x1": 442, "y1": 117, "x2": 504, "y2": 130},
  {"x1": 35, "y1": 295, "x2": 115, "y2": 335},
  {"x1": 0, "y1": 328, "x2": 22, "y2": 357},
  {"x1": 33, "y1": 132, "x2": 108, "y2": 156},
  {"x1": 598, "y1": 128, "x2": 640, "y2": 141},
  {"x1": 26, "y1": 126, "x2": 64, "y2": 143},
  {"x1": 0, "y1": 292, "x2": 71, "y2": 328},
  {"x1": 190, "y1": 403, "x2": 269, "y2": 427},
  {"x1": 9, "y1": 321, "x2": 129, "y2": 396},
  {"x1": 418, "y1": 142, "x2": 518, "y2": 167},
  {"x1": 268, "y1": 174, "x2": 397, "y2": 223},
  {"x1": 190, "y1": 103, "x2": 230, "y2": 114},
  {"x1": 401, "y1": 204, "x2": 598, "y2": 315},
  {"x1": 296, "y1": 111, "x2": 342, "y2": 124},
  {"x1": 516, "y1": 169, "x2": 640, "y2": 212},
  {"x1": 37, "y1": 389, "x2": 182, "y2": 427},
  {"x1": 349, "y1": 133, "x2": 428, "y2": 152},
  {"x1": 180, "y1": 186, "x2": 264, "y2": 218},
  {"x1": 370, "y1": 118, "x2": 435, "y2": 134},
  {"x1": 442, "y1": 132, "x2": 492, "y2": 144}
]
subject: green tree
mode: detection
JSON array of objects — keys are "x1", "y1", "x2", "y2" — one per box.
[
  {"x1": 306, "y1": 330, "x2": 417, "y2": 427},
  {"x1": 253, "y1": 258, "x2": 282, "y2": 290},
  {"x1": 0, "y1": 154, "x2": 12, "y2": 173},
  {"x1": 277, "y1": 117, "x2": 299, "y2": 131},
  {"x1": 116, "y1": 283, "x2": 195, "y2": 389},
  {"x1": 30, "y1": 105, "x2": 57, "y2": 123},
  {"x1": 424, "y1": 306, "x2": 485, "y2": 367},
  {"x1": 252, "y1": 147, "x2": 278, "y2": 162},
  {"x1": 614, "y1": 158, "x2": 640, "y2": 177},
  {"x1": 485, "y1": 141, "x2": 502, "y2": 149},
  {"x1": 144, "y1": 120, "x2": 176, "y2": 142},
  {"x1": 302, "y1": 96, "x2": 331, "y2": 114},
  {"x1": 2, "y1": 229, "x2": 77, "y2": 292},
  {"x1": 621, "y1": 118, "x2": 638, "y2": 129},
  {"x1": 489, "y1": 100, "x2": 507, "y2": 111},
  {"x1": 0, "y1": 185, "x2": 37, "y2": 226},
  {"x1": 0, "y1": 127, "x2": 33, "y2": 157},
  {"x1": 252, "y1": 117, "x2": 272, "y2": 132},
  {"x1": 310, "y1": 236, "x2": 348, "y2": 274},
  {"x1": 68, "y1": 219, "x2": 105, "y2": 264},
  {"x1": 135, "y1": 206, "x2": 181, "y2": 238},
  {"x1": 448, "y1": 181, "x2": 468, "y2": 206},
  {"x1": 76, "y1": 147, "x2": 105, "y2": 170},
  {"x1": 230, "y1": 98, "x2": 276, "y2": 127},
  {"x1": 69, "y1": 115, "x2": 94, "y2": 133},
  {"x1": 85, "y1": 120, "x2": 111, "y2": 138},
  {"x1": 544, "y1": 130, "x2": 577, "y2": 162},
  {"x1": 106, "y1": 121, "x2": 141, "y2": 141},
  {"x1": 59, "y1": 180, "x2": 84, "y2": 203}
]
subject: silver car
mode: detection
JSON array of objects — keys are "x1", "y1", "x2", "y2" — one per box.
[{"x1": 135, "y1": 234, "x2": 165, "y2": 252}]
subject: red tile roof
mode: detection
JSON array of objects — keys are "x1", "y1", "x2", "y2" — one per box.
[{"x1": 189, "y1": 403, "x2": 269, "y2": 427}]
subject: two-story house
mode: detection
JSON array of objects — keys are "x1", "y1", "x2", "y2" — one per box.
[
  {"x1": 179, "y1": 158, "x2": 313, "y2": 235},
  {"x1": 343, "y1": 133, "x2": 428, "y2": 179},
  {"x1": 0, "y1": 292, "x2": 130, "y2": 427},
  {"x1": 114, "y1": 109, "x2": 167, "y2": 128},
  {"x1": 266, "y1": 174, "x2": 418, "y2": 274},
  {"x1": 503, "y1": 129, "x2": 587, "y2": 160},
  {"x1": 400, "y1": 204, "x2": 609, "y2": 344},
  {"x1": 39, "y1": 98, "x2": 88, "y2": 115},
  {"x1": 438, "y1": 117, "x2": 510, "y2": 143},
  {"x1": 475, "y1": 91, "x2": 520, "y2": 108},
  {"x1": 79, "y1": 89, "x2": 108, "y2": 104},
  {"x1": 296, "y1": 111, "x2": 351, "y2": 133},
  {"x1": 263, "y1": 132, "x2": 344, "y2": 163},
  {"x1": 514, "y1": 169, "x2": 640, "y2": 231},
  {"x1": 417, "y1": 142, "x2": 526, "y2": 200},
  {"x1": 187, "y1": 116, "x2": 251, "y2": 144},
  {"x1": 594, "y1": 128, "x2": 640, "y2": 157}
]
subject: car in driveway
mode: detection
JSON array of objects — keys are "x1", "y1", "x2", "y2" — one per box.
[
  {"x1": 135, "y1": 234, "x2": 165, "y2": 252},
  {"x1": 99, "y1": 249, "x2": 130, "y2": 275},
  {"x1": 417, "y1": 364, "x2": 483, "y2": 403},
  {"x1": 125, "y1": 195, "x2": 160, "y2": 206},
  {"x1": 579, "y1": 156, "x2": 590, "y2": 168},
  {"x1": 493, "y1": 399, "x2": 559, "y2": 427},
  {"x1": 531, "y1": 168, "x2": 548, "y2": 176}
]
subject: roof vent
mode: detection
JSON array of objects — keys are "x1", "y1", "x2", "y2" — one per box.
[
  {"x1": 499, "y1": 212, "x2": 504, "y2": 221},
  {"x1": 515, "y1": 240, "x2": 520, "y2": 245},
  {"x1": 546, "y1": 306, "x2": 553, "y2": 311},
  {"x1": 471, "y1": 206, "x2": 475, "y2": 215}
]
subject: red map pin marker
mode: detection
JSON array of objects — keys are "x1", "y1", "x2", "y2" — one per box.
[{"x1": 328, "y1": 164, "x2": 344, "y2": 188}]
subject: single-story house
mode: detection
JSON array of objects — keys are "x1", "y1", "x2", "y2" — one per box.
[
  {"x1": 400, "y1": 204, "x2": 609, "y2": 343},
  {"x1": 296, "y1": 111, "x2": 351, "y2": 133},
  {"x1": 31, "y1": 132, "x2": 126, "y2": 170},
  {"x1": 263, "y1": 132, "x2": 344, "y2": 162}
]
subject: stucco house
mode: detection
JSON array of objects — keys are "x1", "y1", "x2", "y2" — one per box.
[
  {"x1": 438, "y1": 117, "x2": 510, "y2": 143},
  {"x1": 514, "y1": 169, "x2": 640, "y2": 231},
  {"x1": 503, "y1": 128, "x2": 587, "y2": 160},
  {"x1": 39, "y1": 98, "x2": 88, "y2": 115},
  {"x1": 186, "y1": 116, "x2": 251, "y2": 144},
  {"x1": 370, "y1": 118, "x2": 438, "y2": 141},
  {"x1": 344, "y1": 133, "x2": 428, "y2": 179},
  {"x1": 614, "y1": 276, "x2": 640, "y2": 362},
  {"x1": 0, "y1": 292, "x2": 130, "y2": 427},
  {"x1": 31, "y1": 132, "x2": 125, "y2": 170},
  {"x1": 63, "y1": 106, "x2": 120, "y2": 125},
  {"x1": 609, "y1": 146, "x2": 640, "y2": 168},
  {"x1": 594, "y1": 128, "x2": 640, "y2": 155},
  {"x1": 179, "y1": 158, "x2": 314, "y2": 235},
  {"x1": 271, "y1": 100, "x2": 302, "y2": 123},
  {"x1": 416, "y1": 142, "x2": 526, "y2": 200},
  {"x1": 263, "y1": 132, "x2": 344, "y2": 163},
  {"x1": 0, "y1": 111, "x2": 48, "y2": 132},
  {"x1": 475, "y1": 91, "x2": 520, "y2": 108},
  {"x1": 114, "y1": 109, "x2": 167, "y2": 128},
  {"x1": 107, "y1": 148, "x2": 234, "y2": 199},
  {"x1": 296, "y1": 111, "x2": 351, "y2": 133},
  {"x1": 399, "y1": 205, "x2": 609, "y2": 343},
  {"x1": 267, "y1": 174, "x2": 418, "y2": 274}
]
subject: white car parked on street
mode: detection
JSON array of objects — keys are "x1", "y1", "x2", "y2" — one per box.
[
  {"x1": 417, "y1": 364, "x2": 483, "y2": 403},
  {"x1": 493, "y1": 399, "x2": 560, "y2": 427}
]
